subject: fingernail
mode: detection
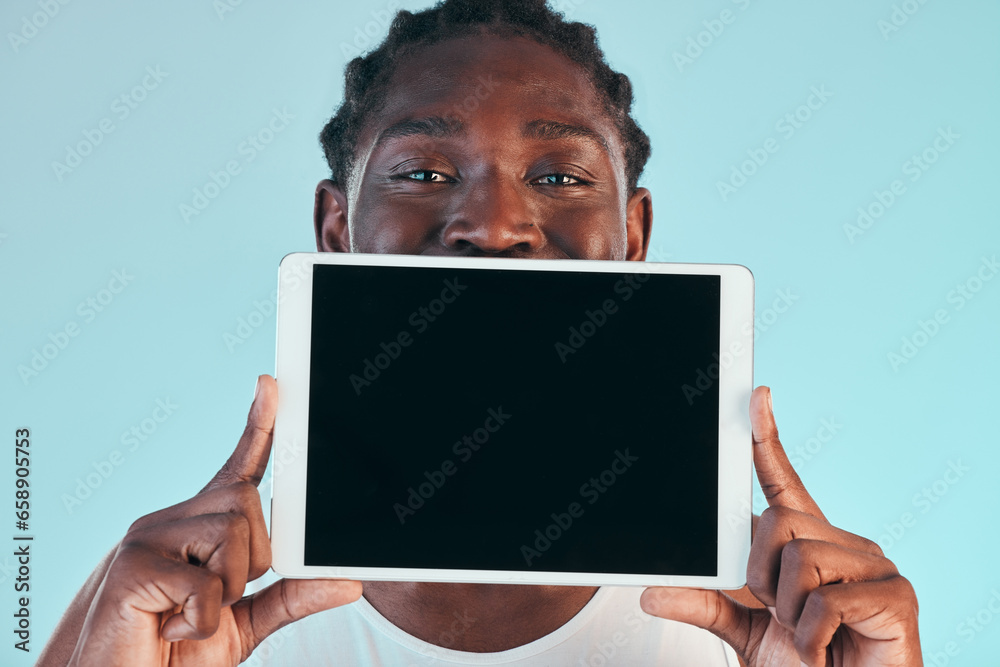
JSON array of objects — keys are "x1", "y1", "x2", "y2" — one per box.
[
  {"x1": 641, "y1": 587, "x2": 677, "y2": 614},
  {"x1": 253, "y1": 376, "x2": 262, "y2": 402},
  {"x1": 766, "y1": 388, "x2": 773, "y2": 414}
]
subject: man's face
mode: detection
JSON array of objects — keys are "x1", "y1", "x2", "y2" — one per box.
[{"x1": 315, "y1": 34, "x2": 652, "y2": 261}]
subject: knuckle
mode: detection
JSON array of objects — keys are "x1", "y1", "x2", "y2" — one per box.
[
  {"x1": 757, "y1": 506, "x2": 779, "y2": 533},
  {"x1": 894, "y1": 575, "x2": 919, "y2": 611},
  {"x1": 205, "y1": 512, "x2": 242, "y2": 541},
  {"x1": 126, "y1": 493, "x2": 199, "y2": 534},
  {"x1": 232, "y1": 481, "x2": 262, "y2": 506},
  {"x1": 126, "y1": 507, "x2": 168, "y2": 534},
  {"x1": 781, "y1": 537, "x2": 811, "y2": 565},
  {"x1": 113, "y1": 540, "x2": 144, "y2": 559},
  {"x1": 107, "y1": 542, "x2": 150, "y2": 578},
  {"x1": 227, "y1": 512, "x2": 252, "y2": 542},
  {"x1": 762, "y1": 504, "x2": 793, "y2": 525},
  {"x1": 249, "y1": 541, "x2": 273, "y2": 577},
  {"x1": 204, "y1": 570, "x2": 225, "y2": 599},
  {"x1": 857, "y1": 534, "x2": 884, "y2": 557},
  {"x1": 191, "y1": 611, "x2": 222, "y2": 640},
  {"x1": 806, "y1": 583, "x2": 835, "y2": 609}
]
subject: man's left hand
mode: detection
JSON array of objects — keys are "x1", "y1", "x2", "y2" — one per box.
[{"x1": 640, "y1": 386, "x2": 922, "y2": 666}]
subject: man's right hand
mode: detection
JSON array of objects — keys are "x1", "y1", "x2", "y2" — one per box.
[{"x1": 66, "y1": 375, "x2": 362, "y2": 667}]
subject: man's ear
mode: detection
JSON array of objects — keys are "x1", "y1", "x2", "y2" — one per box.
[
  {"x1": 314, "y1": 179, "x2": 350, "y2": 253},
  {"x1": 625, "y1": 187, "x2": 653, "y2": 261}
]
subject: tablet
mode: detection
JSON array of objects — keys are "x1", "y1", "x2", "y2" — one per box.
[{"x1": 270, "y1": 252, "x2": 753, "y2": 588}]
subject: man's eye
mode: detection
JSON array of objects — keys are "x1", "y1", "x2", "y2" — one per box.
[
  {"x1": 404, "y1": 170, "x2": 451, "y2": 182},
  {"x1": 534, "y1": 173, "x2": 584, "y2": 186}
]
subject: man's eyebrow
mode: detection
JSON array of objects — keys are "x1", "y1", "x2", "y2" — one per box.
[
  {"x1": 373, "y1": 116, "x2": 465, "y2": 150},
  {"x1": 522, "y1": 119, "x2": 612, "y2": 156}
]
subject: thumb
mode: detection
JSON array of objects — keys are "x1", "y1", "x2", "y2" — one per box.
[
  {"x1": 202, "y1": 374, "x2": 278, "y2": 493},
  {"x1": 750, "y1": 386, "x2": 826, "y2": 521},
  {"x1": 233, "y1": 578, "x2": 363, "y2": 659},
  {"x1": 640, "y1": 587, "x2": 754, "y2": 659}
]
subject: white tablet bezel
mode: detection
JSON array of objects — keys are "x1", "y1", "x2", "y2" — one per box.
[{"x1": 271, "y1": 252, "x2": 753, "y2": 589}]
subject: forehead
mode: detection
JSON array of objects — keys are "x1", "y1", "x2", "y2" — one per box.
[{"x1": 356, "y1": 33, "x2": 624, "y2": 163}]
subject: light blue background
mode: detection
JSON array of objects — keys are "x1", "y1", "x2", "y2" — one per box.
[{"x1": 2, "y1": 0, "x2": 997, "y2": 664}]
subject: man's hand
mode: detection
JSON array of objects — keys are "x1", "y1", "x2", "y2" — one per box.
[
  {"x1": 66, "y1": 375, "x2": 362, "y2": 667},
  {"x1": 640, "y1": 386, "x2": 922, "y2": 666}
]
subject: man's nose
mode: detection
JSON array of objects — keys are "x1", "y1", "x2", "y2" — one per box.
[{"x1": 440, "y1": 174, "x2": 544, "y2": 255}]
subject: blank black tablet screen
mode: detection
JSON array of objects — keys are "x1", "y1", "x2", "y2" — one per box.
[{"x1": 305, "y1": 263, "x2": 720, "y2": 576}]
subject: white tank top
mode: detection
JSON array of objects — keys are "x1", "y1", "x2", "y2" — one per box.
[{"x1": 245, "y1": 575, "x2": 739, "y2": 666}]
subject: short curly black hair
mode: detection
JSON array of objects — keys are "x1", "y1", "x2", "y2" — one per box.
[{"x1": 319, "y1": 0, "x2": 651, "y2": 194}]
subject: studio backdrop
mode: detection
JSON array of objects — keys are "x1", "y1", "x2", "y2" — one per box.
[{"x1": 2, "y1": 0, "x2": 997, "y2": 664}]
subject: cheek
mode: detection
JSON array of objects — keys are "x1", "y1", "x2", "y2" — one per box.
[
  {"x1": 351, "y1": 187, "x2": 443, "y2": 253},
  {"x1": 543, "y1": 202, "x2": 627, "y2": 260}
]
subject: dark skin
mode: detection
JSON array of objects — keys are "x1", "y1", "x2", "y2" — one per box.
[{"x1": 39, "y1": 34, "x2": 921, "y2": 667}]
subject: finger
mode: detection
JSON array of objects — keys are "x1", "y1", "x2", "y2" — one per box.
[
  {"x1": 794, "y1": 576, "x2": 920, "y2": 666},
  {"x1": 108, "y1": 545, "x2": 225, "y2": 642},
  {"x1": 749, "y1": 505, "x2": 886, "y2": 605},
  {"x1": 203, "y1": 374, "x2": 278, "y2": 493},
  {"x1": 233, "y1": 578, "x2": 363, "y2": 659},
  {"x1": 126, "y1": 513, "x2": 256, "y2": 607},
  {"x1": 640, "y1": 587, "x2": 756, "y2": 659},
  {"x1": 774, "y1": 539, "x2": 898, "y2": 630},
  {"x1": 751, "y1": 386, "x2": 826, "y2": 520},
  {"x1": 127, "y1": 483, "x2": 271, "y2": 582}
]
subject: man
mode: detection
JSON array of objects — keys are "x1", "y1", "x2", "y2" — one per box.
[{"x1": 40, "y1": 0, "x2": 922, "y2": 664}]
